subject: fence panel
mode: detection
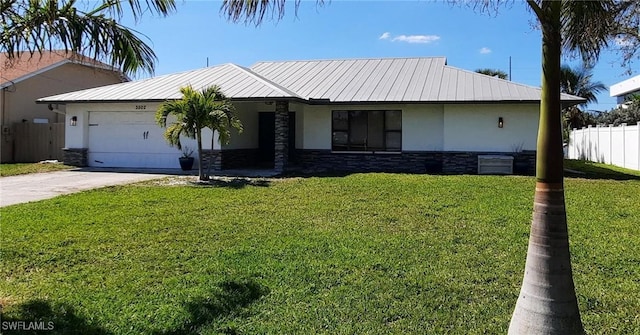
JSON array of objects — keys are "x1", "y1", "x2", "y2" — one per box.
[
  {"x1": 569, "y1": 123, "x2": 640, "y2": 171},
  {"x1": 13, "y1": 123, "x2": 65, "y2": 162}
]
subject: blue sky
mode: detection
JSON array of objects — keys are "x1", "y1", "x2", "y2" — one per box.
[{"x1": 123, "y1": 0, "x2": 638, "y2": 112}]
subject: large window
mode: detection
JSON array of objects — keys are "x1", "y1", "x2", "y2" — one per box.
[{"x1": 332, "y1": 110, "x2": 401, "y2": 152}]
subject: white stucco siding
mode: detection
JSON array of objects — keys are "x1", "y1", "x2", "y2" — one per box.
[
  {"x1": 222, "y1": 102, "x2": 267, "y2": 150},
  {"x1": 402, "y1": 105, "x2": 444, "y2": 151},
  {"x1": 301, "y1": 105, "x2": 331, "y2": 150},
  {"x1": 443, "y1": 104, "x2": 539, "y2": 152}
]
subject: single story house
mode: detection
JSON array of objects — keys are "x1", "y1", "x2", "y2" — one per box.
[
  {"x1": 38, "y1": 57, "x2": 583, "y2": 174},
  {"x1": 1, "y1": 50, "x2": 127, "y2": 162}
]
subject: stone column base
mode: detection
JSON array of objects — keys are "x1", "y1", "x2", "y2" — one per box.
[{"x1": 63, "y1": 148, "x2": 88, "y2": 167}]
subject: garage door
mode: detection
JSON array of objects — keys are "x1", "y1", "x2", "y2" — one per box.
[{"x1": 88, "y1": 111, "x2": 181, "y2": 168}]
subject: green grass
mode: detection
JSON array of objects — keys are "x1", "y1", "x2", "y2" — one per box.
[
  {"x1": 564, "y1": 159, "x2": 640, "y2": 180},
  {"x1": 0, "y1": 163, "x2": 73, "y2": 177},
  {"x1": 1, "y1": 170, "x2": 639, "y2": 334}
]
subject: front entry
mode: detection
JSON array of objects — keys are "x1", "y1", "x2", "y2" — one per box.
[{"x1": 258, "y1": 112, "x2": 296, "y2": 167}]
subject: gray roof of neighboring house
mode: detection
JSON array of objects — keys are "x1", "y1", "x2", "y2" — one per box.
[{"x1": 38, "y1": 57, "x2": 585, "y2": 104}]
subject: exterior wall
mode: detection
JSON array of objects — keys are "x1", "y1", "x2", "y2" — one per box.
[
  {"x1": 1, "y1": 63, "x2": 124, "y2": 162},
  {"x1": 59, "y1": 100, "x2": 540, "y2": 174},
  {"x1": 300, "y1": 105, "x2": 331, "y2": 150},
  {"x1": 222, "y1": 102, "x2": 272, "y2": 150},
  {"x1": 291, "y1": 103, "x2": 538, "y2": 174},
  {"x1": 296, "y1": 149, "x2": 535, "y2": 175},
  {"x1": 443, "y1": 104, "x2": 539, "y2": 152},
  {"x1": 402, "y1": 104, "x2": 444, "y2": 150}
]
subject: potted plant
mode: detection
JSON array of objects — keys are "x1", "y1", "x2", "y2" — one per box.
[{"x1": 179, "y1": 146, "x2": 194, "y2": 171}]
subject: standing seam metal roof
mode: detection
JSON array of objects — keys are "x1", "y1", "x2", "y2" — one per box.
[
  {"x1": 38, "y1": 57, "x2": 584, "y2": 104},
  {"x1": 38, "y1": 63, "x2": 302, "y2": 102}
]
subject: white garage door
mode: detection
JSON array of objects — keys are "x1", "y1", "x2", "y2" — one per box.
[{"x1": 88, "y1": 111, "x2": 181, "y2": 168}]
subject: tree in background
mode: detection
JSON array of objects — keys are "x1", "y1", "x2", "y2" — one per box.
[
  {"x1": 156, "y1": 85, "x2": 243, "y2": 181},
  {"x1": 595, "y1": 94, "x2": 640, "y2": 126},
  {"x1": 1, "y1": 0, "x2": 177, "y2": 75},
  {"x1": 560, "y1": 64, "x2": 607, "y2": 138},
  {"x1": 475, "y1": 68, "x2": 508, "y2": 79},
  {"x1": 220, "y1": 1, "x2": 640, "y2": 333}
]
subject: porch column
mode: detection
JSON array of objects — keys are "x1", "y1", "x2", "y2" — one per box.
[{"x1": 274, "y1": 100, "x2": 289, "y2": 172}]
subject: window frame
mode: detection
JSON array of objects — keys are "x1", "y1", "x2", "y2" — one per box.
[{"x1": 331, "y1": 110, "x2": 402, "y2": 153}]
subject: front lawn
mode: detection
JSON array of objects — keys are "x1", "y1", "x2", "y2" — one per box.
[
  {"x1": 0, "y1": 163, "x2": 73, "y2": 177},
  {"x1": 1, "y1": 172, "x2": 638, "y2": 334}
]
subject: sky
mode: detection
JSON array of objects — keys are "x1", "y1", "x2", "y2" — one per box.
[{"x1": 120, "y1": 0, "x2": 639, "y2": 112}]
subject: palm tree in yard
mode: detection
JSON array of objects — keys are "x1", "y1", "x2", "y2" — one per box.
[
  {"x1": 221, "y1": 0, "x2": 639, "y2": 334},
  {"x1": 156, "y1": 85, "x2": 243, "y2": 181},
  {"x1": 1, "y1": 0, "x2": 177, "y2": 75},
  {"x1": 560, "y1": 64, "x2": 607, "y2": 130}
]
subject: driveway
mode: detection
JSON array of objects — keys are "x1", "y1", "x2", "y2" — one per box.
[{"x1": 0, "y1": 169, "x2": 177, "y2": 207}]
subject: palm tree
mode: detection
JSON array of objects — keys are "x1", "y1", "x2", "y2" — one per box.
[
  {"x1": 1, "y1": 0, "x2": 176, "y2": 75},
  {"x1": 156, "y1": 85, "x2": 243, "y2": 181},
  {"x1": 220, "y1": 1, "x2": 639, "y2": 334},
  {"x1": 475, "y1": 68, "x2": 508, "y2": 79},
  {"x1": 560, "y1": 64, "x2": 607, "y2": 131}
]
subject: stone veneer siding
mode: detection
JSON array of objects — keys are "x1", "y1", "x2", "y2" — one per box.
[
  {"x1": 63, "y1": 148, "x2": 88, "y2": 167},
  {"x1": 296, "y1": 150, "x2": 536, "y2": 175},
  {"x1": 274, "y1": 101, "x2": 289, "y2": 172},
  {"x1": 200, "y1": 149, "x2": 222, "y2": 171},
  {"x1": 219, "y1": 149, "x2": 261, "y2": 169}
]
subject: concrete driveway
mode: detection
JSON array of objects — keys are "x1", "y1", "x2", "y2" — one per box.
[{"x1": 0, "y1": 169, "x2": 177, "y2": 207}]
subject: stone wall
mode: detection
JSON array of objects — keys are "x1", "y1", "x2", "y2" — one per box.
[
  {"x1": 296, "y1": 150, "x2": 536, "y2": 175},
  {"x1": 219, "y1": 149, "x2": 261, "y2": 169},
  {"x1": 274, "y1": 101, "x2": 289, "y2": 172},
  {"x1": 63, "y1": 148, "x2": 88, "y2": 167},
  {"x1": 200, "y1": 149, "x2": 222, "y2": 171}
]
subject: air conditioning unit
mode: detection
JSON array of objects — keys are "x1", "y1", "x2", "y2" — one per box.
[{"x1": 478, "y1": 155, "x2": 514, "y2": 175}]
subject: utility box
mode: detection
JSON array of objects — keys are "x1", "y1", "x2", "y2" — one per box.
[{"x1": 478, "y1": 155, "x2": 514, "y2": 175}]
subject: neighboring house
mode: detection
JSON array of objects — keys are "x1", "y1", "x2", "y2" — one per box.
[
  {"x1": 38, "y1": 57, "x2": 583, "y2": 174},
  {"x1": 610, "y1": 74, "x2": 640, "y2": 108},
  {"x1": 0, "y1": 50, "x2": 127, "y2": 163}
]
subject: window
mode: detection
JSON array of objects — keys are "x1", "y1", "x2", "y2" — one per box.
[{"x1": 332, "y1": 110, "x2": 401, "y2": 152}]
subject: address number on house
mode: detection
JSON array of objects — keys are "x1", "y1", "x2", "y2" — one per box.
[{"x1": 135, "y1": 105, "x2": 147, "y2": 110}]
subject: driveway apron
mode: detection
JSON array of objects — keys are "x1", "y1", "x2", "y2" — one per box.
[{"x1": 0, "y1": 170, "x2": 171, "y2": 207}]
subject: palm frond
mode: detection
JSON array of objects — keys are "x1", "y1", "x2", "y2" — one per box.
[
  {"x1": 1, "y1": 0, "x2": 175, "y2": 75},
  {"x1": 561, "y1": 0, "x2": 617, "y2": 64}
]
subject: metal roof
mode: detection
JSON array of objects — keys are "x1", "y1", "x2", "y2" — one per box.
[
  {"x1": 251, "y1": 57, "x2": 584, "y2": 103},
  {"x1": 38, "y1": 57, "x2": 584, "y2": 104},
  {"x1": 38, "y1": 63, "x2": 301, "y2": 103}
]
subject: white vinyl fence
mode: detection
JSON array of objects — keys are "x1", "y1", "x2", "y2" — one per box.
[{"x1": 567, "y1": 123, "x2": 640, "y2": 171}]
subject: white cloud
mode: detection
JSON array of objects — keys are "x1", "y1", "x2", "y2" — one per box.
[
  {"x1": 391, "y1": 34, "x2": 441, "y2": 44},
  {"x1": 479, "y1": 47, "x2": 492, "y2": 54},
  {"x1": 379, "y1": 32, "x2": 391, "y2": 40}
]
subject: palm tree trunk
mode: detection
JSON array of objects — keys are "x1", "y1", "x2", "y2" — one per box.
[
  {"x1": 196, "y1": 128, "x2": 205, "y2": 181},
  {"x1": 206, "y1": 130, "x2": 215, "y2": 179},
  {"x1": 509, "y1": 1, "x2": 584, "y2": 334}
]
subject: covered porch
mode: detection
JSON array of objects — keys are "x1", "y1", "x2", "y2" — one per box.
[{"x1": 206, "y1": 100, "x2": 300, "y2": 173}]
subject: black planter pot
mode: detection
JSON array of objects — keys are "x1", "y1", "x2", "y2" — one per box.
[{"x1": 179, "y1": 157, "x2": 194, "y2": 171}]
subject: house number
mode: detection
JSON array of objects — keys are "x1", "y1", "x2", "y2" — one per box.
[{"x1": 135, "y1": 105, "x2": 147, "y2": 110}]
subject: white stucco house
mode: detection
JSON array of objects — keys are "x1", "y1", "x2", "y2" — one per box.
[
  {"x1": 610, "y1": 74, "x2": 640, "y2": 108},
  {"x1": 38, "y1": 57, "x2": 584, "y2": 174}
]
